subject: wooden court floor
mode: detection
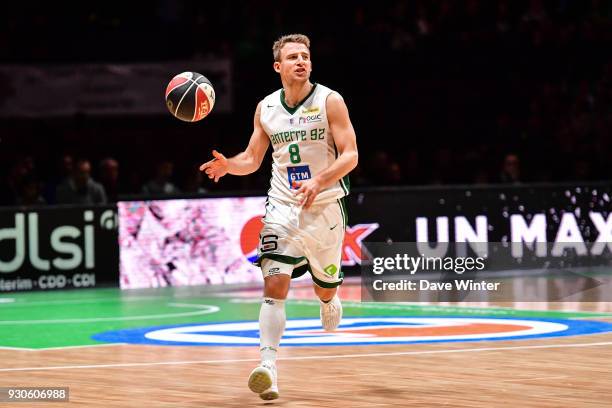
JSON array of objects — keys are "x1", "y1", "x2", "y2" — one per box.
[{"x1": 1, "y1": 284, "x2": 611, "y2": 407}]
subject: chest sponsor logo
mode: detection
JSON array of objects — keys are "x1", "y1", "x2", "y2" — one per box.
[
  {"x1": 287, "y1": 165, "x2": 312, "y2": 189},
  {"x1": 298, "y1": 113, "x2": 322, "y2": 125},
  {"x1": 302, "y1": 106, "x2": 320, "y2": 114}
]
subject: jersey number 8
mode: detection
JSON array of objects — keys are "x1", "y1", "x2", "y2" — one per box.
[{"x1": 288, "y1": 144, "x2": 301, "y2": 163}]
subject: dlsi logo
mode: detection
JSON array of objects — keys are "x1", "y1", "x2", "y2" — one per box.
[
  {"x1": 100, "y1": 210, "x2": 118, "y2": 230},
  {"x1": 0, "y1": 210, "x2": 115, "y2": 273}
]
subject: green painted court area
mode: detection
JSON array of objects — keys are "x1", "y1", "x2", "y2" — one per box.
[{"x1": 1, "y1": 287, "x2": 610, "y2": 350}]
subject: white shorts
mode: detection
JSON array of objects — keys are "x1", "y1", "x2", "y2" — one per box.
[{"x1": 255, "y1": 196, "x2": 347, "y2": 288}]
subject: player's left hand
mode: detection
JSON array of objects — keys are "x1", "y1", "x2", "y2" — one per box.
[{"x1": 293, "y1": 178, "x2": 322, "y2": 209}]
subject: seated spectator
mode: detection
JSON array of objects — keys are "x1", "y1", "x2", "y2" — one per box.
[
  {"x1": 15, "y1": 173, "x2": 46, "y2": 206},
  {"x1": 182, "y1": 164, "x2": 208, "y2": 194},
  {"x1": 369, "y1": 151, "x2": 403, "y2": 185},
  {"x1": 142, "y1": 160, "x2": 180, "y2": 195},
  {"x1": 348, "y1": 163, "x2": 371, "y2": 187},
  {"x1": 0, "y1": 155, "x2": 38, "y2": 205},
  {"x1": 0, "y1": 160, "x2": 27, "y2": 205},
  {"x1": 429, "y1": 148, "x2": 456, "y2": 185},
  {"x1": 498, "y1": 153, "x2": 521, "y2": 184},
  {"x1": 43, "y1": 153, "x2": 74, "y2": 204},
  {"x1": 56, "y1": 159, "x2": 107, "y2": 204},
  {"x1": 572, "y1": 157, "x2": 593, "y2": 181},
  {"x1": 99, "y1": 157, "x2": 121, "y2": 202}
]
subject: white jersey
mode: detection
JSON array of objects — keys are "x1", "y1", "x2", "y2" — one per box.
[{"x1": 259, "y1": 83, "x2": 350, "y2": 205}]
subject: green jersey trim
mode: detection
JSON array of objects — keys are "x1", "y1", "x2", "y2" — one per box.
[
  {"x1": 280, "y1": 83, "x2": 318, "y2": 115},
  {"x1": 292, "y1": 263, "x2": 311, "y2": 279},
  {"x1": 340, "y1": 175, "x2": 350, "y2": 195},
  {"x1": 333, "y1": 141, "x2": 351, "y2": 196},
  {"x1": 337, "y1": 197, "x2": 348, "y2": 229}
]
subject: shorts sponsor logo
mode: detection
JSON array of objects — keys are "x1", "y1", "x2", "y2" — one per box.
[
  {"x1": 324, "y1": 264, "x2": 338, "y2": 276},
  {"x1": 91, "y1": 317, "x2": 612, "y2": 347},
  {"x1": 268, "y1": 267, "x2": 280, "y2": 275}
]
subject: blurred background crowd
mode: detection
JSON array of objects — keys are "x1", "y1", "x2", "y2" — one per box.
[{"x1": 1, "y1": 0, "x2": 611, "y2": 205}]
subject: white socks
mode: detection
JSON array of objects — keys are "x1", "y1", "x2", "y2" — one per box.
[{"x1": 259, "y1": 297, "x2": 286, "y2": 363}]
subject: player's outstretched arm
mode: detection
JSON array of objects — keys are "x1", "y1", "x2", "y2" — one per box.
[
  {"x1": 200, "y1": 102, "x2": 270, "y2": 182},
  {"x1": 293, "y1": 92, "x2": 358, "y2": 207}
]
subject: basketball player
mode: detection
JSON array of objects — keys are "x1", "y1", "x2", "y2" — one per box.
[{"x1": 200, "y1": 34, "x2": 358, "y2": 400}]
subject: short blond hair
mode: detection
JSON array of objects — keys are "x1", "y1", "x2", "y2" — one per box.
[{"x1": 272, "y1": 34, "x2": 311, "y2": 62}]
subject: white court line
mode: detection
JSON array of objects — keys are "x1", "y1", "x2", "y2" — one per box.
[
  {"x1": 0, "y1": 296, "x2": 171, "y2": 307},
  {"x1": 0, "y1": 304, "x2": 219, "y2": 324},
  {"x1": 500, "y1": 375, "x2": 568, "y2": 383},
  {"x1": 232, "y1": 298, "x2": 612, "y2": 317},
  {"x1": 33, "y1": 343, "x2": 127, "y2": 352},
  {"x1": 0, "y1": 343, "x2": 127, "y2": 352},
  {"x1": 0, "y1": 346, "x2": 32, "y2": 351},
  {"x1": 1, "y1": 340, "x2": 611, "y2": 372}
]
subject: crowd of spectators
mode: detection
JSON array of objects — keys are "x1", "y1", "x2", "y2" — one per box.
[
  {"x1": 1, "y1": 0, "x2": 611, "y2": 205},
  {"x1": 0, "y1": 153, "x2": 209, "y2": 205}
]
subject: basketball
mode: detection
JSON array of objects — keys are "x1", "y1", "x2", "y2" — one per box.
[{"x1": 165, "y1": 72, "x2": 215, "y2": 122}]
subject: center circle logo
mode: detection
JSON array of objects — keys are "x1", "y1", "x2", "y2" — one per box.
[{"x1": 91, "y1": 317, "x2": 612, "y2": 346}]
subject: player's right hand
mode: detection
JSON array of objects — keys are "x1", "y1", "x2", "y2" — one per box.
[{"x1": 199, "y1": 150, "x2": 228, "y2": 183}]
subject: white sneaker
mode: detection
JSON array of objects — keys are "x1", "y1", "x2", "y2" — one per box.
[
  {"x1": 320, "y1": 294, "x2": 342, "y2": 331},
  {"x1": 248, "y1": 362, "x2": 279, "y2": 400},
  {"x1": 259, "y1": 384, "x2": 279, "y2": 401}
]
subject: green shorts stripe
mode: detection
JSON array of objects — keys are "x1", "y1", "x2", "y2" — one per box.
[
  {"x1": 311, "y1": 270, "x2": 344, "y2": 288},
  {"x1": 255, "y1": 253, "x2": 306, "y2": 267}
]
